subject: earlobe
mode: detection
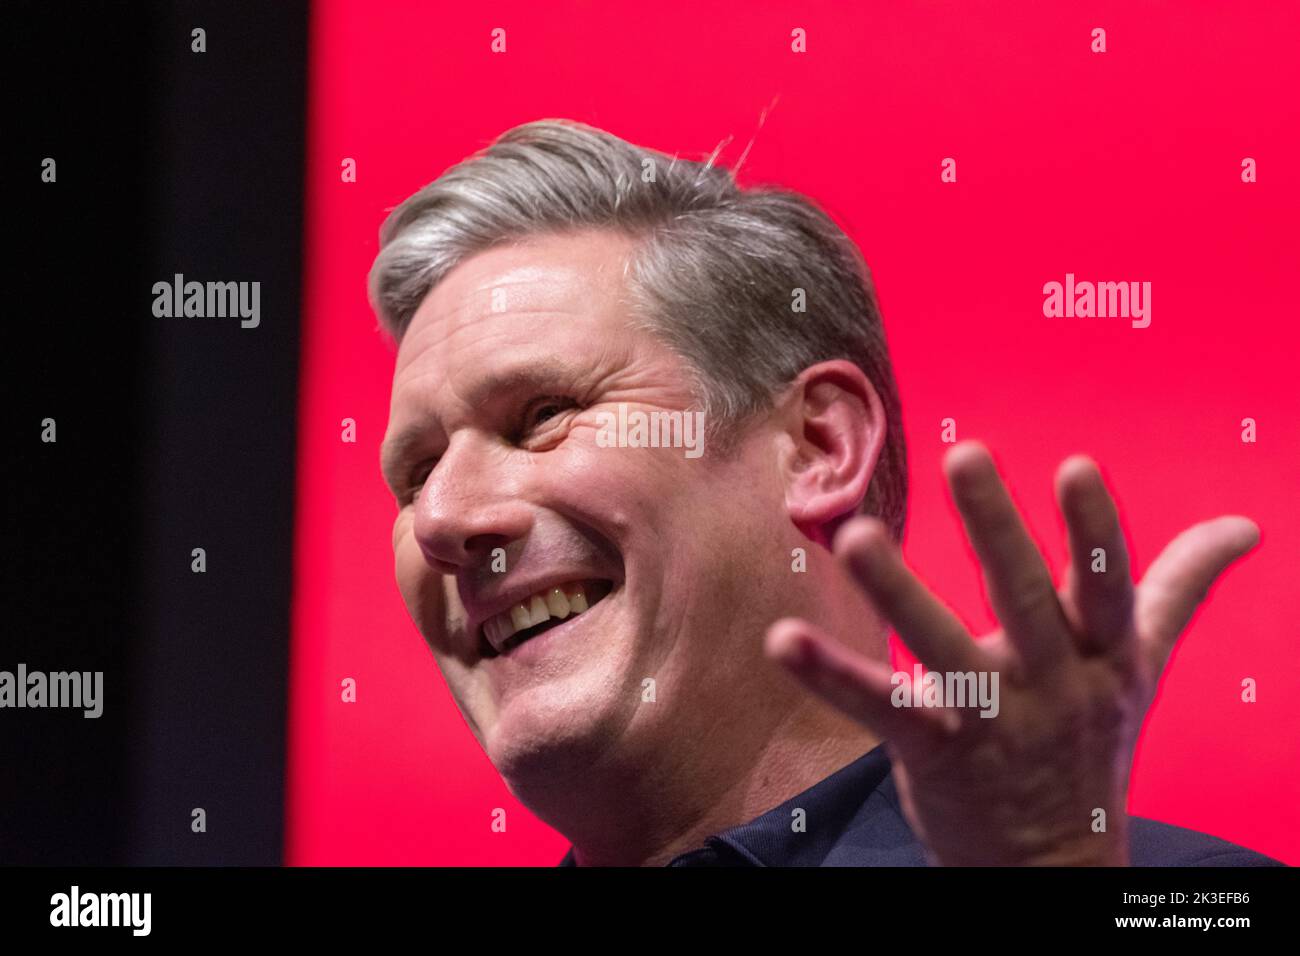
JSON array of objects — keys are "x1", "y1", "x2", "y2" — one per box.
[{"x1": 780, "y1": 360, "x2": 886, "y2": 542}]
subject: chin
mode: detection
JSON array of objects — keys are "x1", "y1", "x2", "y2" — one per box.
[{"x1": 482, "y1": 681, "x2": 621, "y2": 785}]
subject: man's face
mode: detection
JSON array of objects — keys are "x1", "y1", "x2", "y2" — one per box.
[{"x1": 382, "y1": 230, "x2": 794, "y2": 789}]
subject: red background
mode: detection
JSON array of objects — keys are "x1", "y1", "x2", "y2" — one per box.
[{"x1": 288, "y1": 1, "x2": 1300, "y2": 865}]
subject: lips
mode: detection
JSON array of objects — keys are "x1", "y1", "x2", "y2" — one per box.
[{"x1": 476, "y1": 579, "x2": 614, "y2": 656}]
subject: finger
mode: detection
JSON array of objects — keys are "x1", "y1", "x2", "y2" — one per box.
[
  {"x1": 944, "y1": 441, "x2": 1070, "y2": 675},
  {"x1": 1055, "y1": 454, "x2": 1135, "y2": 654},
  {"x1": 1135, "y1": 515, "x2": 1260, "y2": 674},
  {"x1": 834, "y1": 516, "x2": 985, "y2": 675},
  {"x1": 765, "y1": 617, "x2": 962, "y2": 738}
]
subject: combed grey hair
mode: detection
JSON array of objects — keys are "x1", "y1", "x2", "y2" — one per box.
[{"x1": 368, "y1": 119, "x2": 908, "y2": 543}]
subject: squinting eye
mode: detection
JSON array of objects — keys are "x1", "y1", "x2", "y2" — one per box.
[
  {"x1": 402, "y1": 461, "x2": 436, "y2": 504},
  {"x1": 522, "y1": 396, "x2": 575, "y2": 432},
  {"x1": 532, "y1": 404, "x2": 562, "y2": 425}
]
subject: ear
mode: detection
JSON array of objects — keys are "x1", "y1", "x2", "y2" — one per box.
[{"x1": 777, "y1": 359, "x2": 887, "y2": 547}]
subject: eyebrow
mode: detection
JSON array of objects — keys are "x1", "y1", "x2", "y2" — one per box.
[{"x1": 380, "y1": 356, "x2": 590, "y2": 495}]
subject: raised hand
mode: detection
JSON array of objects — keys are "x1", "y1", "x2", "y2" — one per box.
[{"x1": 765, "y1": 440, "x2": 1260, "y2": 866}]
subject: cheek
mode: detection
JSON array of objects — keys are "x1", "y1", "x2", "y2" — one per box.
[
  {"x1": 393, "y1": 523, "x2": 449, "y2": 646},
  {"x1": 391, "y1": 508, "x2": 410, "y2": 553},
  {"x1": 580, "y1": 446, "x2": 711, "y2": 519},
  {"x1": 392, "y1": 513, "x2": 420, "y2": 601}
]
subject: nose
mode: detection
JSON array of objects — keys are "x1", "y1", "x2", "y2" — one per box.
[{"x1": 410, "y1": 433, "x2": 532, "y2": 575}]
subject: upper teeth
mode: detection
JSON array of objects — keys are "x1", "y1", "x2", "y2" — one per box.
[{"x1": 483, "y1": 582, "x2": 593, "y2": 653}]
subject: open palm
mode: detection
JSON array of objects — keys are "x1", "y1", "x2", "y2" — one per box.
[{"x1": 766, "y1": 440, "x2": 1259, "y2": 866}]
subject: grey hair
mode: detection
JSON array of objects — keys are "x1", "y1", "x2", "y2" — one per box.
[{"x1": 368, "y1": 119, "x2": 908, "y2": 543}]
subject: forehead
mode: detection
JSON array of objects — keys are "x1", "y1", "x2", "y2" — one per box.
[{"x1": 392, "y1": 229, "x2": 638, "y2": 385}]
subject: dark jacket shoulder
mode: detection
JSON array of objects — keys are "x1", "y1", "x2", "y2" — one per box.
[{"x1": 1127, "y1": 816, "x2": 1283, "y2": 866}]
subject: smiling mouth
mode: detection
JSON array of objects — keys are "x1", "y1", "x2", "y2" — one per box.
[{"x1": 480, "y1": 579, "x2": 615, "y2": 657}]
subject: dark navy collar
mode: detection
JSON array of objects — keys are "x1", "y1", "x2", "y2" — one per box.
[{"x1": 558, "y1": 742, "x2": 927, "y2": 867}]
